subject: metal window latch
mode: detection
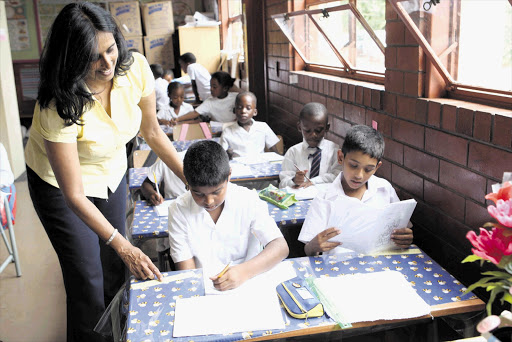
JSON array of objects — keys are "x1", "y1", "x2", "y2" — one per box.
[
  {"x1": 423, "y1": 0, "x2": 440, "y2": 11},
  {"x1": 283, "y1": 13, "x2": 289, "y2": 21},
  {"x1": 321, "y1": 9, "x2": 329, "y2": 19}
]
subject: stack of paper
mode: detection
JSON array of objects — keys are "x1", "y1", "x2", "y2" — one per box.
[
  {"x1": 285, "y1": 183, "x2": 330, "y2": 200},
  {"x1": 234, "y1": 152, "x2": 284, "y2": 165},
  {"x1": 230, "y1": 163, "x2": 254, "y2": 178},
  {"x1": 154, "y1": 199, "x2": 174, "y2": 217}
]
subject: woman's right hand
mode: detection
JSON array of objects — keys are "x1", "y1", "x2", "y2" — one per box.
[{"x1": 117, "y1": 244, "x2": 163, "y2": 281}]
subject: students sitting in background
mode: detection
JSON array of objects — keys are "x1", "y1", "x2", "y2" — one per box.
[
  {"x1": 299, "y1": 125, "x2": 414, "y2": 256},
  {"x1": 168, "y1": 140, "x2": 289, "y2": 291},
  {"x1": 173, "y1": 71, "x2": 238, "y2": 124},
  {"x1": 150, "y1": 63, "x2": 170, "y2": 112},
  {"x1": 157, "y1": 83, "x2": 194, "y2": 126},
  {"x1": 220, "y1": 91, "x2": 280, "y2": 158},
  {"x1": 280, "y1": 102, "x2": 342, "y2": 189},
  {"x1": 179, "y1": 52, "x2": 211, "y2": 103},
  {"x1": 163, "y1": 69, "x2": 173, "y2": 83}
]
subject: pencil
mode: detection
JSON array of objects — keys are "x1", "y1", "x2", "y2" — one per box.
[
  {"x1": 293, "y1": 163, "x2": 312, "y2": 183},
  {"x1": 153, "y1": 171, "x2": 161, "y2": 198},
  {"x1": 217, "y1": 261, "x2": 232, "y2": 279}
]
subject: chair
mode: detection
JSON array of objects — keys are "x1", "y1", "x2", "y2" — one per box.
[
  {"x1": 172, "y1": 123, "x2": 212, "y2": 141},
  {"x1": 0, "y1": 186, "x2": 21, "y2": 276}
]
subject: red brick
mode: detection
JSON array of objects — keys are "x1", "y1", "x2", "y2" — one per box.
[
  {"x1": 341, "y1": 83, "x2": 348, "y2": 101},
  {"x1": 317, "y1": 78, "x2": 323, "y2": 93},
  {"x1": 363, "y1": 88, "x2": 372, "y2": 107},
  {"x1": 385, "y1": 47, "x2": 397, "y2": 69},
  {"x1": 355, "y1": 86, "x2": 364, "y2": 105},
  {"x1": 383, "y1": 92, "x2": 397, "y2": 115},
  {"x1": 415, "y1": 99, "x2": 428, "y2": 124},
  {"x1": 308, "y1": 77, "x2": 314, "y2": 91},
  {"x1": 278, "y1": 82, "x2": 289, "y2": 97},
  {"x1": 404, "y1": 28, "x2": 419, "y2": 46},
  {"x1": 292, "y1": 101, "x2": 303, "y2": 117},
  {"x1": 403, "y1": 72, "x2": 423, "y2": 97},
  {"x1": 384, "y1": 137, "x2": 403, "y2": 164},
  {"x1": 468, "y1": 142, "x2": 512, "y2": 180},
  {"x1": 441, "y1": 104, "x2": 457, "y2": 132},
  {"x1": 280, "y1": 44, "x2": 290, "y2": 58},
  {"x1": 439, "y1": 161, "x2": 487, "y2": 203},
  {"x1": 473, "y1": 111, "x2": 492, "y2": 142},
  {"x1": 492, "y1": 114, "x2": 512, "y2": 148},
  {"x1": 376, "y1": 159, "x2": 392, "y2": 181},
  {"x1": 425, "y1": 128, "x2": 468, "y2": 166},
  {"x1": 385, "y1": 1, "x2": 398, "y2": 20},
  {"x1": 344, "y1": 104, "x2": 365, "y2": 125},
  {"x1": 396, "y1": 95, "x2": 416, "y2": 120},
  {"x1": 268, "y1": 80, "x2": 279, "y2": 93},
  {"x1": 332, "y1": 118, "x2": 352, "y2": 138},
  {"x1": 298, "y1": 89, "x2": 312, "y2": 104},
  {"x1": 424, "y1": 180, "x2": 465, "y2": 221},
  {"x1": 427, "y1": 101, "x2": 441, "y2": 128},
  {"x1": 328, "y1": 81, "x2": 336, "y2": 97},
  {"x1": 365, "y1": 110, "x2": 392, "y2": 137},
  {"x1": 335, "y1": 82, "x2": 342, "y2": 99},
  {"x1": 324, "y1": 80, "x2": 330, "y2": 96},
  {"x1": 311, "y1": 93, "x2": 326, "y2": 106},
  {"x1": 371, "y1": 89, "x2": 382, "y2": 110},
  {"x1": 289, "y1": 86, "x2": 299, "y2": 102},
  {"x1": 392, "y1": 164, "x2": 423, "y2": 199},
  {"x1": 456, "y1": 108, "x2": 474, "y2": 137},
  {"x1": 348, "y1": 84, "x2": 356, "y2": 103},
  {"x1": 397, "y1": 47, "x2": 423, "y2": 72},
  {"x1": 404, "y1": 146, "x2": 439, "y2": 181},
  {"x1": 312, "y1": 78, "x2": 318, "y2": 92},
  {"x1": 385, "y1": 70, "x2": 404, "y2": 94},
  {"x1": 392, "y1": 119, "x2": 425, "y2": 149},
  {"x1": 465, "y1": 199, "x2": 491, "y2": 229},
  {"x1": 326, "y1": 98, "x2": 343, "y2": 116},
  {"x1": 386, "y1": 21, "x2": 405, "y2": 46}
]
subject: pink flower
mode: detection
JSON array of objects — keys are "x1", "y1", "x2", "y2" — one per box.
[
  {"x1": 466, "y1": 227, "x2": 512, "y2": 264},
  {"x1": 486, "y1": 181, "x2": 512, "y2": 204},
  {"x1": 488, "y1": 199, "x2": 512, "y2": 228}
]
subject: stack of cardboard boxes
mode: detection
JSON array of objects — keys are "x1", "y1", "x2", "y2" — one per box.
[{"x1": 109, "y1": 1, "x2": 175, "y2": 71}]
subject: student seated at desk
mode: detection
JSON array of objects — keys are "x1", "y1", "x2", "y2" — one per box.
[
  {"x1": 151, "y1": 63, "x2": 170, "y2": 113},
  {"x1": 172, "y1": 71, "x2": 238, "y2": 124},
  {"x1": 168, "y1": 140, "x2": 289, "y2": 291},
  {"x1": 220, "y1": 91, "x2": 280, "y2": 158},
  {"x1": 178, "y1": 52, "x2": 211, "y2": 103},
  {"x1": 280, "y1": 102, "x2": 342, "y2": 189},
  {"x1": 156, "y1": 83, "x2": 194, "y2": 126},
  {"x1": 299, "y1": 125, "x2": 413, "y2": 256}
]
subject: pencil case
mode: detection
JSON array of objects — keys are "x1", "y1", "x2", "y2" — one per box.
[
  {"x1": 276, "y1": 278, "x2": 324, "y2": 319},
  {"x1": 259, "y1": 185, "x2": 297, "y2": 209}
]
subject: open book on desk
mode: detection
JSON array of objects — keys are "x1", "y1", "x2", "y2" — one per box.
[{"x1": 233, "y1": 152, "x2": 284, "y2": 165}]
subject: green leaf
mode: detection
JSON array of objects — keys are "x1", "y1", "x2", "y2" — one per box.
[
  {"x1": 481, "y1": 271, "x2": 512, "y2": 278},
  {"x1": 501, "y1": 291, "x2": 512, "y2": 305},
  {"x1": 462, "y1": 255, "x2": 484, "y2": 263},
  {"x1": 487, "y1": 288, "x2": 500, "y2": 315}
]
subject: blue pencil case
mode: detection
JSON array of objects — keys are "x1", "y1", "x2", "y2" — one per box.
[{"x1": 276, "y1": 278, "x2": 324, "y2": 319}]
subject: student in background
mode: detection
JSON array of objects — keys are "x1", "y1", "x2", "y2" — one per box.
[
  {"x1": 168, "y1": 140, "x2": 289, "y2": 291},
  {"x1": 178, "y1": 52, "x2": 211, "y2": 103},
  {"x1": 220, "y1": 91, "x2": 280, "y2": 158},
  {"x1": 163, "y1": 69, "x2": 173, "y2": 83},
  {"x1": 151, "y1": 63, "x2": 170, "y2": 112},
  {"x1": 299, "y1": 125, "x2": 413, "y2": 256},
  {"x1": 0, "y1": 143, "x2": 14, "y2": 188},
  {"x1": 157, "y1": 83, "x2": 194, "y2": 126},
  {"x1": 173, "y1": 71, "x2": 238, "y2": 124},
  {"x1": 280, "y1": 102, "x2": 342, "y2": 189}
]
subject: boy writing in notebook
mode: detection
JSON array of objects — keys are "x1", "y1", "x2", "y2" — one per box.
[
  {"x1": 220, "y1": 91, "x2": 280, "y2": 158},
  {"x1": 280, "y1": 102, "x2": 342, "y2": 188},
  {"x1": 168, "y1": 140, "x2": 289, "y2": 291},
  {"x1": 299, "y1": 125, "x2": 413, "y2": 256}
]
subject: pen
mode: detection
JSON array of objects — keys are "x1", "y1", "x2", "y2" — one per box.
[
  {"x1": 153, "y1": 171, "x2": 161, "y2": 199},
  {"x1": 293, "y1": 163, "x2": 312, "y2": 183},
  {"x1": 217, "y1": 261, "x2": 232, "y2": 279}
]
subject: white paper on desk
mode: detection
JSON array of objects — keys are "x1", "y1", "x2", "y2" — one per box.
[
  {"x1": 313, "y1": 271, "x2": 430, "y2": 324},
  {"x1": 154, "y1": 199, "x2": 174, "y2": 217},
  {"x1": 234, "y1": 152, "x2": 284, "y2": 165},
  {"x1": 230, "y1": 163, "x2": 254, "y2": 178},
  {"x1": 285, "y1": 183, "x2": 330, "y2": 200}
]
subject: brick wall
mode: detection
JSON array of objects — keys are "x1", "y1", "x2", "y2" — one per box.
[{"x1": 264, "y1": 0, "x2": 512, "y2": 288}]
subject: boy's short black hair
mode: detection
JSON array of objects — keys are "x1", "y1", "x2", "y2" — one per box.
[
  {"x1": 211, "y1": 71, "x2": 235, "y2": 89},
  {"x1": 150, "y1": 64, "x2": 164, "y2": 79},
  {"x1": 167, "y1": 82, "x2": 184, "y2": 96},
  {"x1": 299, "y1": 102, "x2": 328, "y2": 125},
  {"x1": 236, "y1": 91, "x2": 257, "y2": 106},
  {"x1": 341, "y1": 125, "x2": 385, "y2": 161},
  {"x1": 179, "y1": 52, "x2": 196, "y2": 64},
  {"x1": 184, "y1": 141, "x2": 230, "y2": 187}
]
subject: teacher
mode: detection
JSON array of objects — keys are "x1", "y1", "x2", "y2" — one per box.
[{"x1": 24, "y1": 2, "x2": 184, "y2": 341}]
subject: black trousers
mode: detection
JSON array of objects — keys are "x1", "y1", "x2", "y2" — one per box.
[{"x1": 27, "y1": 167, "x2": 126, "y2": 342}]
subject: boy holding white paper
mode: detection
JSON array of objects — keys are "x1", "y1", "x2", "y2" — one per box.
[{"x1": 299, "y1": 125, "x2": 413, "y2": 256}]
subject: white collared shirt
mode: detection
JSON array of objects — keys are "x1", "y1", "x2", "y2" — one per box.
[
  {"x1": 149, "y1": 151, "x2": 187, "y2": 199},
  {"x1": 155, "y1": 77, "x2": 170, "y2": 111},
  {"x1": 157, "y1": 102, "x2": 194, "y2": 121},
  {"x1": 195, "y1": 92, "x2": 238, "y2": 123},
  {"x1": 279, "y1": 139, "x2": 342, "y2": 188},
  {"x1": 220, "y1": 120, "x2": 280, "y2": 156},
  {"x1": 298, "y1": 172, "x2": 401, "y2": 254},
  {"x1": 168, "y1": 183, "x2": 283, "y2": 270},
  {"x1": 187, "y1": 63, "x2": 211, "y2": 101}
]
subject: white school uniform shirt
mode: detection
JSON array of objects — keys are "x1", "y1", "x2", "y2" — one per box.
[
  {"x1": 157, "y1": 102, "x2": 194, "y2": 121},
  {"x1": 220, "y1": 119, "x2": 280, "y2": 156},
  {"x1": 187, "y1": 63, "x2": 211, "y2": 101},
  {"x1": 168, "y1": 182, "x2": 283, "y2": 270},
  {"x1": 279, "y1": 138, "x2": 342, "y2": 188},
  {"x1": 0, "y1": 143, "x2": 14, "y2": 187},
  {"x1": 155, "y1": 77, "x2": 170, "y2": 111},
  {"x1": 298, "y1": 172, "x2": 401, "y2": 255},
  {"x1": 195, "y1": 92, "x2": 238, "y2": 123}
]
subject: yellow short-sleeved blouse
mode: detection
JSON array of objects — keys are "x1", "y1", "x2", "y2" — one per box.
[{"x1": 25, "y1": 53, "x2": 155, "y2": 199}]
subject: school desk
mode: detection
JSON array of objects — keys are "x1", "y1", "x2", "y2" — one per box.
[
  {"x1": 124, "y1": 251, "x2": 484, "y2": 342},
  {"x1": 137, "y1": 137, "x2": 222, "y2": 153}
]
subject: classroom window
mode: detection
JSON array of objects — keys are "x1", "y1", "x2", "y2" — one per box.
[
  {"x1": 220, "y1": 0, "x2": 244, "y2": 57},
  {"x1": 389, "y1": 0, "x2": 512, "y2": 107},
  {"x1": 273, "y1": 0, "x2": 386, "y2": 83}
]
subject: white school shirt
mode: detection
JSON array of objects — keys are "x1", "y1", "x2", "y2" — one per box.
[
  {"x1": 195, "y1": 92, "x2": 238, "y2": 123},
  {"x1": 155, "y1": 77, "x2": 170, "y2": 111},
  {"x1": 0, "y1": 143, "x2": 14, "y2": 187},
  {"x1": 220, "y1": 120, "x2": 280, "y2": 156},
  {"x1": 298, "y1": 172, "x2": 401, "y2": 254},
  {"x1": 187, "y1": 63, "x2": 211, "y2": 101},
  {"x1": 168, "y1": 182, "x2": 283, "y2": 270},
  {"x1": 279, "y1": 138, "x2": 342, "y2": 188},
  {"x1": 157, "y1": 102, "x2": 194, "y2": 121}
]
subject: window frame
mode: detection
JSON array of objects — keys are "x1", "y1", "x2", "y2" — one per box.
[
  {"x1": 272, "y1": 3, "x2": 386, "y2": 84},
  {"x1": 219, "y1": 0, "x2": 244, "y2": 54}
]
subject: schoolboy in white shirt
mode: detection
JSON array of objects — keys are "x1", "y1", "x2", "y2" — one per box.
[
  {"x1": 299, "y1": 125, "x2": 414, "y2": 256},
  {"x1": 178, "y1": 52, "x2": 211, "y2": 103},
  {"x1": 220, "y1": 91, "x2": 280, "y2": 158},
  {"x1": 150, "y1": 63, "x2": 170, "y2": 112},
  {"x1": 168, "y1": 140, "x2": 289, "y2": 291},
  {"x1": 280, "y1": 102, "x2": 342, "y2": 188}
]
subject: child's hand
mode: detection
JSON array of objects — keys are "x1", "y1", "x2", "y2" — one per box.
[
  {"x1": 391, "y1": 227, "x2": 413, "y2": 248},
  {"x1": 304, "y1": 227, "x2": 342, "y2": 256},
  {"x1": 293, "y1": 169, "x2": 308, "y2": 186},
  {"x1": 149, "y1": 192, "x2": 164, "y2": 206},
  {"x1": 298, "y1": 180, "x2": 314, "y2": 188},
  {"x1": 170, "y1": 118, "x2": 178, "y2": 126},
  {"x1": 161, "y1": 119, "x2": 171, "y2": 126},
  {"x1": 226, "y1": 148, "x2": 234, "y2": 160},
  {"x1": 210, "y1": 265, "x2": 248, "y2": 291}
]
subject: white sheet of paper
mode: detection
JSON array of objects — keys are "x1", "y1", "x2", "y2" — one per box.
[
  {"x1": 131, "y1": 271, "x2": 196, "y2": 290},
  {"x1": 230, "y1": 163, "x2": 254, "y2": 178},
  {"x1": 325, "y1": 197, "x2": 417, "y2": 254},
  {"x1": 285, "y1": 183, "x2": 330, "y2": 200},
  {"x1": 313, "y1": 271, "x2": 430, "y2": 324},
  {"x1": 233, "y1": 152, "x2": 284, "y2": 165},
  {"x1": 154, "y1": 199, "x2": 174, "y2": 217}
]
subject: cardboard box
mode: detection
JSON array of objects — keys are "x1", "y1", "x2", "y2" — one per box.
[
  {"x1": 125, "y1": 36, "x2": 144, "y2": 54},
  {"x1": 141, "y1": 1, "x2": 174, "y2": 36},
  {"x1": 109, "y1": 1, "x2": 142, "y2": 37},
  {"x1": 143, "y1": 34, "x2": 175, "y2": 70}
]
